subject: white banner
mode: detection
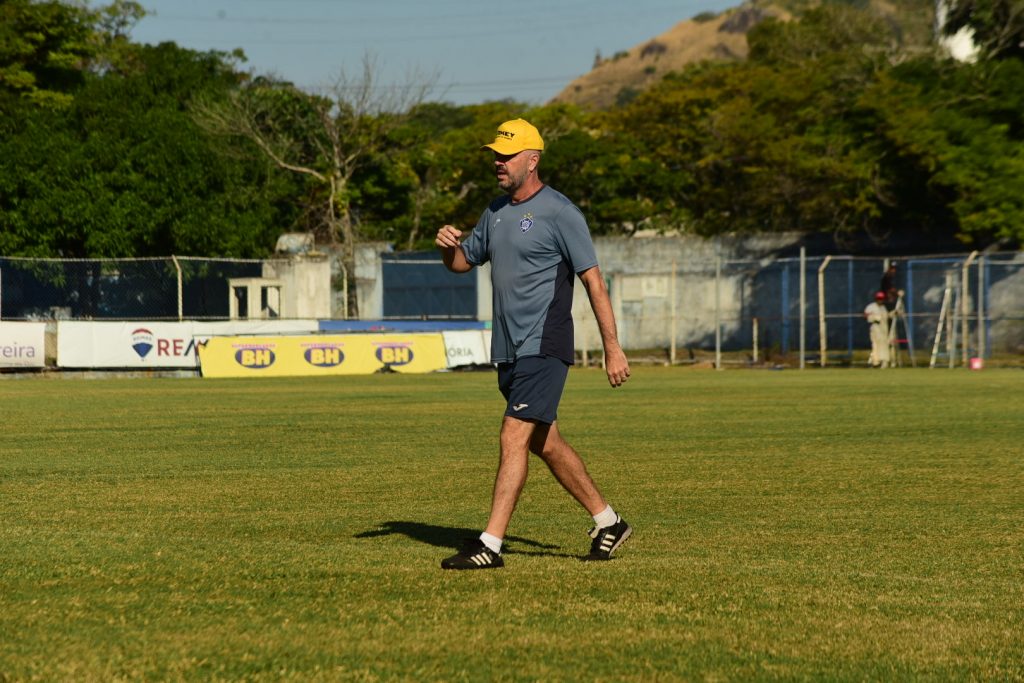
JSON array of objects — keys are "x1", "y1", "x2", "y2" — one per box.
[
  {"x1": 442, "y1": 330, "x2": 491, "y2": 368},
  {"x1": 56, "y1": 320, "x2": 320, "y2": 368},
  {"x1": 0, "y1": 322, "x2": 46, "y2": 368}
]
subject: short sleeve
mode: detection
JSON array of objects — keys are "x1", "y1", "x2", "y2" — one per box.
[
  {"x1": 460, "y1": 211, "x2": 491, "y2": 267},
  {"x1": 554, "y1": 204, "x2": 598, "y2": 274}
]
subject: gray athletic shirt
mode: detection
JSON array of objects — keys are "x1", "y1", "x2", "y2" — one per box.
[{"x1": 461, "y1": 185, "x2": 599, "y2": 364}]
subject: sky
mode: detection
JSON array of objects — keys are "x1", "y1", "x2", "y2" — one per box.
[{"x1": 128, "y1": 0, "x2": 740, "y2": 106}]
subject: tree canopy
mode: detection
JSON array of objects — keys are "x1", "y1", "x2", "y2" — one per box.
[{"x1": 1, "y1": 0, "x2": 1021, "y2": 259}]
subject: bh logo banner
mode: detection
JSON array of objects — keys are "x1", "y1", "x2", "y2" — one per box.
[
  {"x1": 374, "y1": 343, "x2": 414, "y2": 366},
  {"x1": 304, "y1": 344, "x2": 345, "y2": 367},
  {"x1": 234, "y1": 345, "x2": 276, "y2": 369},
  {"x1": 131, "y1": 328, "x2": 155, "y2": 359}
]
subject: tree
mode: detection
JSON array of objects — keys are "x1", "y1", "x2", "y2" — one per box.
[
  {"x1": 0, "y1": 0, "x2": 144, "y2": 110},
  {"x1": 368, "y1": 102, "x2": 479, "y2": 250},
  {"x1": 860, "y1": 56, "x2": 1024, "y2": 244},
  {"x1": 590, "y1": 5, "x2": 906, "y2": 239},
  {"x1": 194, "y1": 54, "x2": 436, "y2": 317},
  {"x1": 747, "y1": 4, "x2": 896, "y2": 66},
  {"x1": 0, "y1": 42, "x2": 300, "y2": 258},
  {"x1": 0, "y1": 0, "x2": 94, "y2": 109}
]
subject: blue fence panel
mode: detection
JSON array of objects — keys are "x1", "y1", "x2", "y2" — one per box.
[{"x1": 381, "y1": 252, "x2": 477, "y2": 319}]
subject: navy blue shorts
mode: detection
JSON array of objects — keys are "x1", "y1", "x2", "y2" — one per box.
[{"x1": 497, "y1": 355, "x2": 570, "y2": 425}]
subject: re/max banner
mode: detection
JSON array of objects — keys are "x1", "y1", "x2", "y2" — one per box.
[
  {"x1": 198, "y1": 334, "x2": 448, "y2": 378},
  {"x1": 56, "y1": 321, "x2": 320, "y2": 368}
]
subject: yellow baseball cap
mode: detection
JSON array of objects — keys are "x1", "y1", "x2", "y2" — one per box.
[{"x1": 481, "y1": 118, "x2": 545, "y2": 154}]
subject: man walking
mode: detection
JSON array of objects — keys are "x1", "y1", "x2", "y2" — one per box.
[{"x1": 435, "y1": 118, "x2": 632, "y2": 569}]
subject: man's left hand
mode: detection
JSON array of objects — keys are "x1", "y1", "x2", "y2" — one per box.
[{"x1": 605, "y1": 348, "x2": 630, "y2": 388}]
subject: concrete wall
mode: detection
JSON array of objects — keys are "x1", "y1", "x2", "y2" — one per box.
[
  {"x1": 263, "y1": 254, "x2": 332, "y2": 319},
  {"x1": 322, "y1": 242, "x2": 391, "y2": 319},
  {"x1": 572, "y1": 234, "x2": 806, "y2": 353}
]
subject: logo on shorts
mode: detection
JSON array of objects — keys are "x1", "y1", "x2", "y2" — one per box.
[
  {"x1": 512, "y1": 403, "x2": 529, "y2": 411},
  {"x1": 519, "y1": 213, "x2": 534, "y2": 233}
]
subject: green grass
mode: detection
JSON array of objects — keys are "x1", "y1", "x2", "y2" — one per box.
[{"x1": 2, "y1": 368, "x2": 1023, "y2": 681}]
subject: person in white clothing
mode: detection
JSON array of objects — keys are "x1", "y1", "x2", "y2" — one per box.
[{"x1": 864, "y1": 291, "x2": 891, "y2": 368}]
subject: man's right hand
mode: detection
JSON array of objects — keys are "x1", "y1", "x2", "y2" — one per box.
[
  {"x1": 436, "y1": 225, "x2": 463, "y2": 249},
  {"x1": 437, "y1": 225, "x2": 473, "y2": 273}
]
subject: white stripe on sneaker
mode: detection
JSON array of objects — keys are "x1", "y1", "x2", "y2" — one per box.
[{"x1": 608, "y1": 527, "x2": 632, "y2": 554}]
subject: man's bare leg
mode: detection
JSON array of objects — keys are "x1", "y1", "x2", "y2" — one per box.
[
  {"x1": 483, "y1": 416, "x2": 535, "y2": 539},
  {"x1": 530, "y1": 421, "x2": 606, "y2": 516}
]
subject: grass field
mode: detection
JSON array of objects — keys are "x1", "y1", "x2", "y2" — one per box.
[{"x1": 2, "y1": 367, "x2": 1022, "y2": 681}]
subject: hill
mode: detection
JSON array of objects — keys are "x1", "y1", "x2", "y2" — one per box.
[
  {"x1": 551, "y1": 5, "x2": 786, "y2": 109},
  {"x1": 551, "y1": 0, "x2": 937, "y2": 110}
]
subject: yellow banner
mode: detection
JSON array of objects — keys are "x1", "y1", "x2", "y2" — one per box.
[{"x1": 198, "y1": 334, "x2": 448, "y2": 378}]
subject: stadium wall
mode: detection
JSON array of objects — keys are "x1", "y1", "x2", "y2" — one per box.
[{"x1": 3, "y1": 235, "x2": 1022, "y2": 372}]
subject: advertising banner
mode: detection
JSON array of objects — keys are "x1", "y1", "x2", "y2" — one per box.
[
  {"x1": 442, "y1": 330, "x2": 491, "y2": 368},
  {"x1": 56, "y1": 320, "x2": 319, "y2": 368},
  {"x1": 0, "y1": 322, "x2": 46, "y2": 368},
  {"x1": 198, "y1": 333, "x2": 448, "y2": 378}
]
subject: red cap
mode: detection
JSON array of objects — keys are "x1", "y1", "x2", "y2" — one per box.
[{"x1": 875, "y1": 291, "x2": 886, "y2": 300}]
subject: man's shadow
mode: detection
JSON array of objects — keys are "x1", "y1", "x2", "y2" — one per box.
[{"x1": 354, "y1": 520, "x2": 576, "y2": 558}]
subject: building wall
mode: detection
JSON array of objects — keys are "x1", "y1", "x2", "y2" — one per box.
[{"x1": 263, "y1": 255, "x2": 332, "y2": 319}]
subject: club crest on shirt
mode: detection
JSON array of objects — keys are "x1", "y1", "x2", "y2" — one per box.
[{"x1": 519, "y1": 213, "x2": 534, "y2": 233}]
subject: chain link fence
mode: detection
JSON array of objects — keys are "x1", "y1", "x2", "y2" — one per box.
[
  {"x1": 595, "y1": 252, "x2": 1024, "y2": 364},
  {"x1": 0, "y1": 257, "x2": 263, "y2": 320},
  {"x1": 4, "y1": 251, "x2": 1023, "y2": 365}
]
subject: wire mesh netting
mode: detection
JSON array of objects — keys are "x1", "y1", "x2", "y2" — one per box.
[
  {"x1": 3, "y1": 252, "x2": 1022, "y2": 359},
  {"x1": 589, "y1": 253, "x2": 1024, "y2": 360},
  {"x1": 0, "y1": 257, "x2": 263, "y2": 320}
]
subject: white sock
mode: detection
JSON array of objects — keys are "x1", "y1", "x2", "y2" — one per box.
[
  {"x1": 592, "y1": 504, "x2": 618, "y2": 529},
  {"x1": 479, "y1": 532, "x2": 502, "y2": 554}
]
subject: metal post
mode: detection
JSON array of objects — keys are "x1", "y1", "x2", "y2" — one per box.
[
  {"x1": 929, "y1": 274, "x2": 951, "y2": 369},
  {"x1": 818, "y1": 255, "x2": 832, "y2": 368},
  {"x1": 781, "y1": 264, "x2": 790, "y2": 355},
  {"x1": 978, "y1": 257, "x2": 986, "y2": 359},
  {"x1": 715, "y1": 257, "x2": 722, "y2": 371},
  {"x1": 971, "y1": 238, "x2": 1009, "y2": 360},
  {"x1": 670, "y1": 260, "x2": 677, "y2": 365},
  {"x1": 962, "y1": 251, "x2": 978, "y2": 365},
  {"x1": 948, "y1": 278, "x2": 959, "y2": 369},
  {"x1": 847, "y1": 259, "x2": 854, "y2": 357},
  {"x1": 799, "y1": 247, "x2": 806, "y2": 369},
  {"x1": 905, "y1": 260, "x2": 915, "y2": 353},
  {"x1": 752, "y1": 317, "x2": 759, "y2": 364},
  {"x1": 171, "y1": 255, "x2": 183, "y2": 322}
]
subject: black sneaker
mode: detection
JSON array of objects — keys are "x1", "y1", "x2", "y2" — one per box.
[
  {"x1": 441, "y1": 538, "x2": 505, "y2": 570},
  {"x1": 583, "y1": 517, "x2": 632, "y2": 561}
]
